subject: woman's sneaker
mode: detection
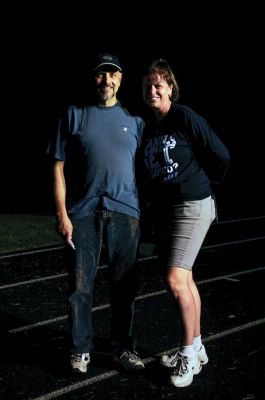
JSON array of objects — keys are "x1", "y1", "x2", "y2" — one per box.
[
  {"x1": 161, "y1": 345, "x2": 208, "y2": 367},
  {"x1": 71, "y1": 353, "x2": 90, "y2": 373},
  {"x1": 169, "y1": 352, "x2": 201, "y2": 388},
  {"x1": 196, "y1": 344, "x2": 209, "y2": 365},
  {"x1": 113, "y1": 350, "x2": 145, "y2": 370}
]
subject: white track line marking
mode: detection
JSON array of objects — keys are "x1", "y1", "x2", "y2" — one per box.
[
  {"x1": 30, "y1": 317, "x2": 265, "y2": 400},
  {"x1": 1, "y1": 214, "x2": 264, "y2": 260},
  {"x1": 203, "y1": 236, "x2": 265, "y2": 249},
  {"x1": 8, "y1": 266, "x2": 265, "y2": 334},
  {"x1": 1, "y1": 235, "x2": 265, "y2": 290},
  {"x1": 0, "y1": 256, "x2": 157, "y2": 290}
]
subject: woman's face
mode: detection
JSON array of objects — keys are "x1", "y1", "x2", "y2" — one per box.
[{"x1": 142, "y1": 73, "x2": 172, "y2": 113}]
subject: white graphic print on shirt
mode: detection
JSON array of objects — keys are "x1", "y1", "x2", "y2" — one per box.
[{"x1": 144, "y1": 135, "x2": 179, "y2": 181}]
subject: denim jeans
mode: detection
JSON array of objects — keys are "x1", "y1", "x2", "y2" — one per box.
[{"x1": 67, "y1": 210, "x2": 140, "y2": 355}]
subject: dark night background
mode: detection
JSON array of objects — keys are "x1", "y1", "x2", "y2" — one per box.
[{"x1": 1, "y1": 4, "x2": 264, "y2": 214}]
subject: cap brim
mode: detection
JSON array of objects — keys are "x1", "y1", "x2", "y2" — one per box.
[{"x1": 95, "y1": 62, "x2": 122, "y2": 72}]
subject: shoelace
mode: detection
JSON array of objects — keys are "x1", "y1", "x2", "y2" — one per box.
[
  {"x1": 121, "y1": 351, "x2": 140, "y2": 361},
  {"x1": 71, "y1": 354, "x2": 82, "y2": 362},
  {"x1": 168, "y1": 350, "x2": 180, "y2": 366},
  {"x1": 71, "y1": 353, "x2": 89, "y2": 362},
  {"x1": 171, "y1": 352, "x2": 188, "y2": 376},
  {"x1": 163, "y1": 348, "x2": 182, "y2": 366}
]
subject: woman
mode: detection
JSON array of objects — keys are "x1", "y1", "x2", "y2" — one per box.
[{"x1": 141, "y1": 59, "x2": 230, "y2": 387}]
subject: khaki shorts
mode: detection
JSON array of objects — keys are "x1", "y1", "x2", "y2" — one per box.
[{"x1": 157, "y1": 196, "x2": 216, "y2": 270}]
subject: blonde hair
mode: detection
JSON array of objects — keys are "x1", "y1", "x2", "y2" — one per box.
[{"x1": 143, "y1": 58, "x2": 180, "y2": 101}]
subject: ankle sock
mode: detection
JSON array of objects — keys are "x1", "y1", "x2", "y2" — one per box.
[
  {"x1": 193, "y1": 335, "x2": 202, "y2": 352},
  {"x1": 180, "y1": 345, "x2": 196, "y2": 358}
]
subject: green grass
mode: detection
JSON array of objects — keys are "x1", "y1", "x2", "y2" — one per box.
[{"x1": 0, "y1": 214, "x2": 64, "y2": 254}]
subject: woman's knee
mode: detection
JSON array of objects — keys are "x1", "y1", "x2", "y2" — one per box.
[{"x1": 166, "y1": 266, "x2": 189, "y2": 295}]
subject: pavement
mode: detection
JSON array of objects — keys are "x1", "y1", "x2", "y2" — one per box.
[{"x1": 0, "y1": 211, "x2": 265, "y2": 399}]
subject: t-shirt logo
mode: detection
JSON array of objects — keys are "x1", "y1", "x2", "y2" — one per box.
[
  {"x1": 144, "y1": 134, "x2": 179, "y2": 181},
  {"x1": 121, "y1": 125, "x2": 128, "y2": 133}
]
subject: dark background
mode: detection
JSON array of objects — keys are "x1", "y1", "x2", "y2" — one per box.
[{"x1": 1, "y1": 4, "x2": 264, "y2": 214}]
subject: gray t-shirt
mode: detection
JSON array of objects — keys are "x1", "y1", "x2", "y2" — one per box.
[{"x1": 48, "y1": 104, "x2": 144, "y2": 219}]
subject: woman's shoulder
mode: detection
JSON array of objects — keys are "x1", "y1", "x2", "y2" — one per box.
[{"x1": 171, "y1": 102, "x2": 197, "y2": 117}]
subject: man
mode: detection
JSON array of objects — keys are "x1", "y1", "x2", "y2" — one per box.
[{"x1": 47, "y1": 53, "x2": 145, "y2": 373}]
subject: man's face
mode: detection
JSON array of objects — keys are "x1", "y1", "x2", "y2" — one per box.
[{"x1": 94, "y1": 67, "x2": 122, "y2": 102}]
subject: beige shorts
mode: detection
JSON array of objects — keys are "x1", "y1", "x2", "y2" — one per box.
[{"x1": 157, "y1": 196, "x2": 216, "y2": 270}]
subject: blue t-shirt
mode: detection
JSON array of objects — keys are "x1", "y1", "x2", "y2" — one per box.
[{"x1": 48, "y1": 104, "x2": 144, "y2": 219}]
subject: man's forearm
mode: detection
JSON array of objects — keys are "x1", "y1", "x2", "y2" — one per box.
[
  {"x1": 52, "y1": 161, "x2": 73, "y2": 241},
  {"x1": 53, "y1": 161, "x2": 67, "y2": 218}
]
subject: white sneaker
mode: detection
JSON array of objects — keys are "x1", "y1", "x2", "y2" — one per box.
[
  {"x1": 71, "y1": 353, "x2": 90, "y2": 373},
  {"x1": 170, "y1": 352, "x2": 201, "y2": 388},
  {"x1": 196, "y1": 344, "x2": 208, "y2": 365},
  {"x1": 161, "y1": 345, "x2": 209, "y2": 368}
]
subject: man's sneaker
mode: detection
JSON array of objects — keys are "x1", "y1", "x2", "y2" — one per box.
[
  {"x1": 196, "y1": 344, "x2": 208, "y2": 365},
  {"x1": 160, "y1": 350, "x2": 181, "y2": 368},
  {"x1": 169, "y1": 352, "x2": 201, "y2": 388},
  {"x1": 114, "y1": 350, "x2": 145, "y2": 370},
  {"x1": 71, "y1": 353, "x2": 90, "y2": 373}
]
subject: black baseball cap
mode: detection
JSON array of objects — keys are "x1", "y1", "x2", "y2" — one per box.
[{"x1": 94, "y1": 53, "x2": 122, "y2": 72}]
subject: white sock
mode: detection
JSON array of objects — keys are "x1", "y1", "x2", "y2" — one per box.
[
  {"x1": 193, "y1": 335, "x2": 202, "y2": 352},
  {"x1": 180, "y1": 345, "x2": 195, "y2": 358}
]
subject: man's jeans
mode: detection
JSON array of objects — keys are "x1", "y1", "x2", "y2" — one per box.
[{"x1": 67, "y1": 211, "x2": 140, "y2": 355}]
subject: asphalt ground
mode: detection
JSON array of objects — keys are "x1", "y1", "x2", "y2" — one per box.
[{"x1": 0, "y1": 213, "x2": 265, "y2": 399}]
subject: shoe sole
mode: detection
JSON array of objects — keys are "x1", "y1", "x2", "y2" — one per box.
[
  {"x1": 113, "y1": 355, "x2": 145, "y2": 370},
  {"x1": 72, "y1": 366, "x2": 88, "y2": 374},
  {"x1": 114, "y1": 361, "x2": 145, "y2": 371},
  {"x1": 170, "y1": 363, "x2": 201, "y2": 387},
  {"x1": 123, "y1": 365, "x2": 145, "y2": 370},
  {"x1": 170, "y1": 375, "x2": 194, "y2": 387}
]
